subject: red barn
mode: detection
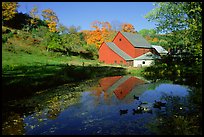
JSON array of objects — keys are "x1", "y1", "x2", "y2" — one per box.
[{"x1": 99, "y1": 31, "x2": 161, "y2": 67}]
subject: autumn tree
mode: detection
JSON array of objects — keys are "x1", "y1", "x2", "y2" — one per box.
[
  {"x1": 29, "y1": 5, "x2": 40, "y2": 28},
  {"x1": 87, "y1": 29, "x2": 103, "y2": 49},
  {"x1": 2, "y1": 2, "x2": 19, "y2": 24},
  {"x1": 152, "y1": 37, "x2": 159, "y2": 42},
  {"x1": 121, "y1": 23, "x2": 136, "y2": 33},
  {"x1": 84, "y1": 21, "x2": 115, "y2": 49},
  {"x1": 145, "y1": 35, "x2": 152, "y2": 42},
  {"x1": 42, "y1": 9, "x2": 59, "y2": 32}
]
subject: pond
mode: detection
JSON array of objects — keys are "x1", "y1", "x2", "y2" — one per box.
[{"x1": 2, "y1": 75, "x2": 195, "y2": 135}]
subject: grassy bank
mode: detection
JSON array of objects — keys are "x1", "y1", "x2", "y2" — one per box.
[
  {"x1": 2, "y1": 26, "x2": 145, "y2": 102},
  {"x1": 2, "y1": 50, "x2": 128, "y2": 101}
]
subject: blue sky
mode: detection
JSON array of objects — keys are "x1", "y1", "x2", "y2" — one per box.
[{"x1": 18, "y1": 2, "x2": 156, "y2": 31}]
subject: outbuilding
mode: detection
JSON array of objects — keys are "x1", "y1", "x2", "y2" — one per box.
[{"x1": 99, "y1": 31, "x2": 160, "y2": 67}]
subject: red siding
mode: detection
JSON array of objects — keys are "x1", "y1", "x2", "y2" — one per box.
[
  {"x1": 113, "y1": 32, "x2": 153, "y2": 58},
  {"x1": 113, "y1": 32, "x2": 136, "y2": 58},
  {"x1": 99, "y1": 32, "x2": 156, "y2": 66},
  {"x1": 99, "y1": 42, "x2": 127, "y2": 65},
  {"x1": 99, "y1": 76, "x2": 122, "y2": 92},
  {"x1": 114, "y1": 77, "x2": 145, "y2": 100},
  {"x1": 134, "y1": 48, "x2": 152, "y2": 57}
]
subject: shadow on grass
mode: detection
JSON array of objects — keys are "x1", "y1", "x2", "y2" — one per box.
[{"x1": 2, "y1": 64, "x2": 127, "y2": 102}]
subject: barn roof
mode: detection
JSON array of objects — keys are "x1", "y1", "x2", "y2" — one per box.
[
  {"x1": 107, "y1": 76, "x2": 131, "y2": 93},
  {"x1": 152, "y1": 45, "x2": 168, "y2": 54},
  {"x1": 134, "y1": 52, "x2": 161, "y2": 60},
  {"x1": 120, "y1": 31, "x2": 152, "y2": 48},
  {"x1": 106, "y1": 42, "x2": 133, "y2": 60}
]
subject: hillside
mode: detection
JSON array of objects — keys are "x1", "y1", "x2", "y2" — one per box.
[{"x1": 2, "y1": 26, "x2": 131, "y2": 101}]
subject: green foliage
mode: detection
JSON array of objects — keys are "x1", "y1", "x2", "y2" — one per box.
[
  {"x1": 145, "y1": 2, "x2": 202, "y2": 59},
  {"x1": 46, "y1": 33, "x2": 63, "y2": 52},
  {"x1": 138, "y1": 29, "x2": 156, "y2": 37},
  {"x1": 126, "y1": 67, "x2": 145, "y2": 77},
  {"x1": 67, "y1": 25, "x2": 81, "y2": 34},
  {"x1": 58, "y1": 23, "x2": 69, "y2": 34},
  {"x1": 2, "y1": 32, "x2": 14, "y2": 43},
  {"x1": 60, "y1": 33, "x2": 85, "y2": 53},
  {"x1": 31, "y1": 26, "x2": 49, "y2": 38},
  {"x1": 46, "y1": 32, "x2": 96, "y2": 58},
  {"x1": 83, "y1": 44, "x2": 98, "y2": 59}
]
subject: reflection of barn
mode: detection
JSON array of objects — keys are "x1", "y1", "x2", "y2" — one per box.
[{"x1": 98, "y1": 76, "x2": 147, "y2": 101}]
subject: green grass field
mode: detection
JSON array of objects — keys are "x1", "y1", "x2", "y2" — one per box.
[
  {"x1": 2, "y1": 28, "x2": 145, "y2": 102},
  {"x1": 2, "y1": 44, "x2": 128, "y2": 101}
]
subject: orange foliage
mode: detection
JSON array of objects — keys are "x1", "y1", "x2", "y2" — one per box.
[
  {"x1": 83, "y1": 21, "x2": 114, "y2": 49},
  {"x1": 121, "y1": 23, "x2": 136, "y2": 33}
]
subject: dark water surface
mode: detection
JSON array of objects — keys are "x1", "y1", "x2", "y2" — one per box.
[{"x1": 2, "y1": 76, "x2": 191, "y2": 135}]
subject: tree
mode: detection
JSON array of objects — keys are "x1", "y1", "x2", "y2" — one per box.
[
  {"x1": 42, "y1": 9, "x2": 59, "y2": 32},
  {"x1": 138, "y1": 29, "x2": 156, "y2": 37},
  {"x1": 152, "y1": 37, "x2": 159, "y2": 42},
  {"x1": 121, "y1": 23, "x2": 136, "y2": 33},
  {"x1": 84, "y1": 20, "x2": 114, "y2": 49},
  {"x1": 67, "y1": 25, "x2": 81, "y2": 34},
  {"x1": 145, "y1": 35, "x2": 152, "y2": 42},
  {"x1": 29, "y1": 5, "x2": 40, "y2": 28},
  {"x1": 145, "y1": 2, "x2": 202, "y2": 58},
  {"x1": 58, "y1": 23, "x2": 68, "y2": 34},
  {"x1": 2, "y1": 2, "x2": 19, "y2": 23}
]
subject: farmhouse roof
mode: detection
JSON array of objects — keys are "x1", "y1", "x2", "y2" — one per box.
[
  {"x1": 120, "y1": 31, "x2": 152, "y2": 48},
  {"x1": 152, "y1": 45, "x2": 168, "y2": 54},
  {"x1": 106, "y1": 42, "x2": 133, "y2": 60},
  {"x1": 134, "y1": 52, "x2": 161, "y2": 60}
]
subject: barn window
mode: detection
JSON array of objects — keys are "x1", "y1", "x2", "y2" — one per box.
[
  {"x1": 114, "y1": 60, "x2": 117, "y2": 64},
  {"x1": 119, "y1": 38, "x2": 122, "y2": 41},
  {"x1": 142, "y1": 61, "x2": 145, "y2": 64},
  {"x1": 120, "y1": 61, "x2": 123, "y2": 64}
]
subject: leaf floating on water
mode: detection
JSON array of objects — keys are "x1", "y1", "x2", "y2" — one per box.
[
  {"x1": 38, "y1": 118, "x2": 43, "y2": 122},
  {"x1": 30, "y1": 125, "x2": 35, "y2": 129},
  {"x1": 13, "y1": 119, "x2": 18, "y2": 122}
]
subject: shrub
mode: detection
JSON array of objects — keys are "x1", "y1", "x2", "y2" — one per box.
[
  {"x1": 2, "y1": 32, "x2": 14, "y2": 43},
  {"x1": 31, "y1": 26, "x2": 49, "y2": 38}
]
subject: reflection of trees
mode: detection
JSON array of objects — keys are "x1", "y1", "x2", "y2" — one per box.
[
  {"x1": 41, "y1": 92, "x2": 82, "y2": 120},
  {"x1": 2, "y1": 112, "x2": 25, "y2": 135},
  {"x1": 147, "y1": 93, "x2": 202, "y2": 135}
]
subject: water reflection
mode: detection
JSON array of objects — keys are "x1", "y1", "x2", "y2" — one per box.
[
  {"x1": 2, "y1": 76, "x2": 192, "y2": 135},
  {"x1": 91, "y1": 76, "x2": 147, "y2": 104}
]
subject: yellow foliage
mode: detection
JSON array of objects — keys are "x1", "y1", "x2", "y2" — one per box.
[
  {"x1": 42, "y1": 9, "x2": 59, "y2": 32},
  {"x1": 145, "y1": 35, "x2": 152, "y2": 41},
  {"x1": 152, "y1": 37, "x2": 159, "y2": 42},
  {"x1": 2, "y1": 2, "x2": 19, "y2": 21},
  {"x1": 29, "y1": 5, "x2": 40, "y2": 27}
]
